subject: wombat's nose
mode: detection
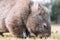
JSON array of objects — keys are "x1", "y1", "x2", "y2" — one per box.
[{"x1": 37, "y1": 34, "x2": 43, "y2": 39}]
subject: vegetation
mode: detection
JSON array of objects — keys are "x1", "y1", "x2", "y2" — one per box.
[{"x1": 51, "y1": 0, "x2": 60, "y2": 23}]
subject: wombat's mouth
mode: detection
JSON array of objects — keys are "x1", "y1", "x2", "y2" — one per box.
[{"x1": 36, "y1": 32, "x2": 51, "y2": 39}]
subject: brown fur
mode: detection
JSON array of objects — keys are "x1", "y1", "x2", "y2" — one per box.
[
  {"x1": 0, "y1": 0, "x2": 16, "y2": 36},
  {"x1": 26, "y1": 1, "x2": 51, "y2": 38},
  {"x1": 0, "y1": 0, "x2": 30, "y2": 38},
  {"x1": 5, "y1": 0, "x2": 30, "y2": 38}
]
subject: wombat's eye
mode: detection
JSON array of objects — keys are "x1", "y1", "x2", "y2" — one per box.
[
  {"x1": 43, "y1": 23, "x2": 47, "y2": 28},
  {"x1": 39, "y1": 12, "x2": 42, "y2": 16},
  {"x1": 39, "y1": 12, "x2": 41, "y2": 15},
  {"x1": 43, "y1": 23, "x2": 48, "y2": 29}
]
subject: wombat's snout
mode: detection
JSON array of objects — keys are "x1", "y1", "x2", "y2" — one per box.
[{"x1": 39, "y1": 23, "x2": 47, "y2": 32}]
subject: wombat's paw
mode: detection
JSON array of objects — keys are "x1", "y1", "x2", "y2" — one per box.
[{"x1": 28, "y1": 33, "x2": 35, "y2": 38}]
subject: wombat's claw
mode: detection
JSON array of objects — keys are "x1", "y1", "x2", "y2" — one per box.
[
  {"x1": 0, "y1": 33, "x2": 4, "y2": 37},
  {"x1": 23, "y1": 31, "x2": 27, "y2": 38},
  {"x1": 29, "y1": 33, "x2": 35, "y2": 38}
]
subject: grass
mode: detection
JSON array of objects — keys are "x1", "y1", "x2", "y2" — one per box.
[
  {"x1": 0, "y1": 24, "x2": 60, "y2": 40},
  {"x1": 51, "y1": 33, "x2": 60, "y2": 40}
]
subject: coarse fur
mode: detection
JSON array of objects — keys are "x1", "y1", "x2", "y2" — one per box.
[
  {"x1": 5, "y1": 0, "x2": 30, "y2": 38},
  {"x1": 0, "y1": 0, "x2": 30, "y2": 38},
  {"x1": 26, "y1": 1, "x2": 51, "y2": 38},
  {"x1": 0, "y1": 0, "x2": 16, "y2": 36}
]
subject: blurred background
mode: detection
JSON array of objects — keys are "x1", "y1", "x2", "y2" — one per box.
[{"x1": 38, "y1": 0, "x2": 60, "y2": 24}]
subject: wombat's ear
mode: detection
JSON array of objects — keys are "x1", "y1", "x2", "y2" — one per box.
[{"x1": 29, "y1": 1, "x2": 34, "y2": 7}]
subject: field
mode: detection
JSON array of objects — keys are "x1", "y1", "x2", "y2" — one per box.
[{"x1": 0, "y1": 24, "x2": 60, "y2": 40}]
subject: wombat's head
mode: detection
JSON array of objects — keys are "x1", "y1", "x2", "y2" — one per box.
[
  {"x1": 37, "y1": 19, "x2": 51, "y2": 38},
  {"x1": 29, "y1": 0, "x2": 51, "y2": 38}
]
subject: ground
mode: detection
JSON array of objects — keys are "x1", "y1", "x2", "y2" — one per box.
[{"x1": 0, "y1": 24, "x2": 60, "y2": 40}]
